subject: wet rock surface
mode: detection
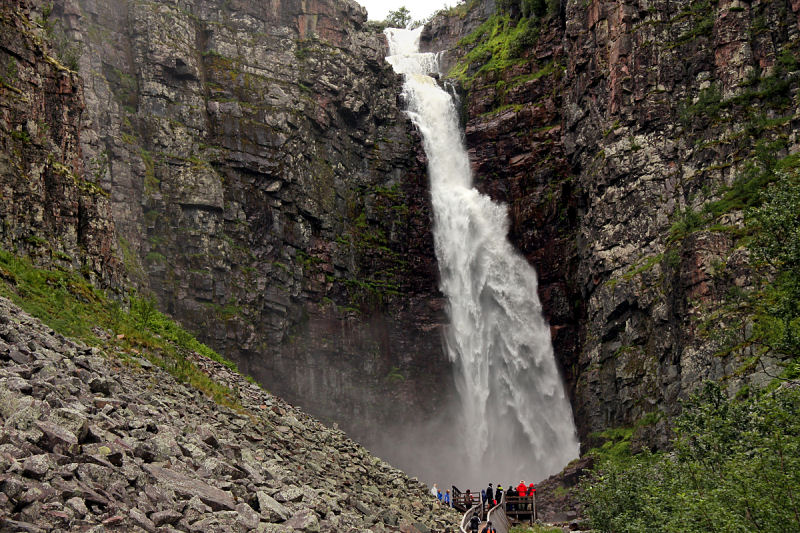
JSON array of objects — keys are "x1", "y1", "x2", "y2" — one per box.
[
  {"x1": 0, "y1": 296, "x2": 460, "y2": 531},
  {"x1": 0, "y1": 0, "x2": 120, "y2": 286},
  {"x1": 427, "y1": 0, "x2": 800, "y2": 445},
  {"x1": 0, "y1": 0, "x2": 455, "y2": 465}
]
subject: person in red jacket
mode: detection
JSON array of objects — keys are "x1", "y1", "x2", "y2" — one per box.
[{"x1": 517, "y1": 480, "x2": 528, "y2": 511}]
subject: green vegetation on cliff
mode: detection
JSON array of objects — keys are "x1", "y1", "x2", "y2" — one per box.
[
  {"x1": 448, "y1": 14, "x2": 537, "y2": 84},
  {"x1": 0, "y1": 250, "x2": 247, "y2": 407},
  {"x1": 583, "y1": 382, "x2": 800, "y2": 532},
  {"x1": 586, "y1": 170, "x2": 800, "y2": 531},
  {"x1": 447, "y1": 0, "x2": 559, "y2": 86},
  {"x1": 586, "y1": 159, "x2": 800, "y2": 527},
  {"x1": 746, "y1": 173, "x2": 800, "y2": 365}
]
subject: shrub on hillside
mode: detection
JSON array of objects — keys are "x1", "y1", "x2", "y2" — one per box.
[{"x1": 582, "y1": 382, "x2": 800, "y2": 532}]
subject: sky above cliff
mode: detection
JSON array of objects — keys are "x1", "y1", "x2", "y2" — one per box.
[{"x1": 359, "y1": 1, "x2": 452, "y2": 23}]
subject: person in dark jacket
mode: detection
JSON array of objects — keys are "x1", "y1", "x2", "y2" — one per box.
[
  {"x1": 480, "y1": 520, "x2": 496, "y2": 533},
  {"x1": 485, "y1": 483, "x2": 494, "y2": 507},
  {"x1": 495, "y1": 484, "x2": 503, "y2": 505},
  {"x1": 469, "y1": 513, "x2": 480, "y2": 533},
  {"x1": 506, "y1": 485, "x2": 516, "y2": 511}
]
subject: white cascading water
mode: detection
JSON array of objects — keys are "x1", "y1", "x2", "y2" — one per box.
[{"x1": 385, "y1": 27, "x2": 579, "y2": 485}]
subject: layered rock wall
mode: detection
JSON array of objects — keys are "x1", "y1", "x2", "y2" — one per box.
[
  {"x1": 427, "y1": 0, "x2": 800, "y2": 444},
  {"x1": 49, "y1": 0, "x2": 452, "y2": 450},
  {"x1": 9, "y1": 0, "x2": 799, "y2": 462},
  {"x1": 0, "y1": 0, "x2": 119, "y2": 285}
]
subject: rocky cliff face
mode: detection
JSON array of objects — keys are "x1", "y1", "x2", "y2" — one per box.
[
  {"x1": 0, "y1": 0, "x2": 119, "y2": 286},
  {"x1": 6, "y1": 0, "x2": 798, "y2": 474},
  {"x1": 425, "y1": 0, "x2": 800, "y2": 444},
  {"x1": 43, "y1": 0, "x2": 452, "y2": 456}
]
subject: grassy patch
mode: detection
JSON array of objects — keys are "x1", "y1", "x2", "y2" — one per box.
[
  {"x1": 0, "y1": 249, "x2": 245, "y2": 408},
  {"x1": 510, "y1": 525, "x2": 563, "y2": 533},
  {"x1": 448, "y1": 15, "x2": 539, "y2": 86}
]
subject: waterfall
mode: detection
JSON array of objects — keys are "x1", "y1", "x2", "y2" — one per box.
[{"x1": 385, "y1": 27, "x2": 579, "y2": 486}]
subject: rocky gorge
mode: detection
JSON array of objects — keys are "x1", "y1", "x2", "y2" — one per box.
[
  {"x1": 423, "y1": 0, "x2": 800, "y2": 445},
  {"x1": 1, "y1": 0, "x2": 799, "y2": 523},
  {"x1": 2, "y1": 0, "x2": 458, "y2": 470}
]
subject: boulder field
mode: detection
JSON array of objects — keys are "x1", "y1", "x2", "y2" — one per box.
[{"x1": 0, "y1": 296, "x2": 460, "y2": 532}]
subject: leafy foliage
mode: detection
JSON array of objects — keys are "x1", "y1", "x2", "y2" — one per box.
[
  {"x1": 385, "y1": 6, "x2": 412, "y2": 28},
  {"x1": 746, "y1": 173, "x2": 800, "y2": 359},
  {"x1": 583, "y1": 382, "x2": 800, "y2": 532}
]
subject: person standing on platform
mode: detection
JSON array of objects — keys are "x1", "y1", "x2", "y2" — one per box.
[
  {"x1": 495, "y1": 484, "x2": 503, "y2": 505},
  {"x1": 469, "y1": 512, "x2": 480, "y2": 533},
  {"x1": 528, "y1": 482, "x2": 536, "y2": 515},
  {"x1": 506, "y1": 485, "x2": 516, "y2": 511},
  {"x1": 485, "y1": 483, "x2": 494, "y2": 507},
  {"x1": 517, "y1": 480, "x2": 527, "y2": 510}
]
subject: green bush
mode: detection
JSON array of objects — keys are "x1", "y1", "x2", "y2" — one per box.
[
  {"x1": 747, "y1": 173, "x2": 800, "y2": 357},
  {"x1": 385, "y1": 6, "x2": 411, "y2": 28},
  {"x1": 583, "y1": 382, "x2": 800, "y2": 532}
]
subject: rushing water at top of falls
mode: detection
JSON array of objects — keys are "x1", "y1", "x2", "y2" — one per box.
[{"x1": 385, "y1": 27, "x2": 579, "y2": 486}]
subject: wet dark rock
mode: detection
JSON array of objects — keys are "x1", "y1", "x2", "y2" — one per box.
[
  {"x1": 0, "y1": 518, "x2": 44, "y2": 533},
  {"x1": 35, "y1": 421, "x2": 79, "y2": 454},
  {"x1": 285, "y1": 508, "x2": 320, "y2": 532},
  {"x1": 89, "y1": 378, "x2": 114, "y2": 396},
  {"x1": 257, "y1": 490, "x2": 291, "y2": 522},
  {"x1": 151, "y1": 509, "x2": 183, "y2": 526},
  {"x1": 129, "y1": 508, "x2": 156, "y2": 532},
  {"x1": 8, "y1": 348, "x2": 33, "y2": 366}
]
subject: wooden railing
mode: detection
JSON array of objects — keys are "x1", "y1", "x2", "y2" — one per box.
[
  {"x1": 459, "y1": 501, "x2": 484, "y2": 533},
  {"x1": 486, "y1": 492, "x2": 510, "y2": 533},
  {"x1": 502, "y1": 494, "x2": 537, "y2": 524},
  {"x1": 455, "y1": 488, "x2": 537, "y2": 532},
  {"x1": 452, "y1": 486, "x2": 482, "y2": 514}
]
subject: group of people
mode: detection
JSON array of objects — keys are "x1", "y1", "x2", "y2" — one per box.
[
  {"x1": 430, "y1": 483, "x2": 453, "y2": 507},
  {"x1": 430, "y1": 479, "x2": 537, "y2": 533},
  {"x1": 481, "y1": 480, "x2": 536, "y2": 508}
]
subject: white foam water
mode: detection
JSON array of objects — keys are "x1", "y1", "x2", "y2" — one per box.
[{"x1": 385, "y1": 27, "x2": 579, "y2": 485}]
